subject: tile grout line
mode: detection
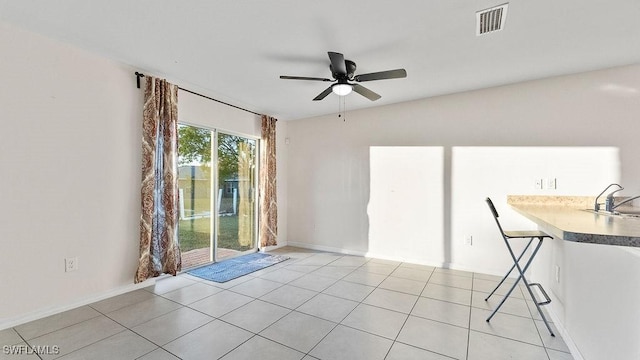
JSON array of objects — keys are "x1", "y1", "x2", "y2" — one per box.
[
  {"x1": 54, "y1": 329, "x2": 134, "y2": 360},
  {"x1": 95, "y1": 301, "x2": 206, "y2": 359},
  {"x1": 13, "y1": 329, "x2": 44, "y2": 360},
  {"x1": 294, "y1": 254, "x2": 377, "y2": 358},
  {"x1": 12, "y1": 307, "x2": 104, "y2": 344},
  {"x1": 466, "y1": 273, "x2": 476, "y2": 360},
  {"x1": 381, "y1": 265, "x2": 463, "y2": 360},
  {"x1": 274, "y1": 253, "x2": 384, "y2": 357},
  {"x1": 468, "y1": 283, "x2": 554, "y2": 351},
  {"x1": 15, "y1": 309, "x2": 126, "y2": 360},
  {"x1": 281, "y1": 253, "x2": 480, "y2": 359},
  {"x1": 209, "y1": 252, "x2": 368, "y2": 359},
  {"x1": 382, "y1": 264, "x2": 431, "y2": 360},
  {"x1": 102, "y1": 281, "x2": 233, "y2": 359},
  {"x1": 202, "y1": 258, "x2": 356, "y2": 359}
]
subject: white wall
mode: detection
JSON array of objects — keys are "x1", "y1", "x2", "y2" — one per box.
[
  {"x1": 0, "y1": 22, "x2": 143, "y2": 325},
  {"x1": 0, "y1": 21, "x2": 288, "y2": 327},
  {"x1": 286, "y1": 63, "x2": 640, "y2": 360}
]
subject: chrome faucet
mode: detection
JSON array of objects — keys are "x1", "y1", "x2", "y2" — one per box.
[
  {"x1": 611, "y1": 195, "x2": 640, "y2": 212},
  {"x1": 594, "y1": 183, "x2": 623, "y2": 212}
]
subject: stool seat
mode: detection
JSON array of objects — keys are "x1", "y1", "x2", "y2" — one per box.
[
  {"x1": 485, "y1": 197, "x2": 555, "y2": 337},
  {"x1": 503, "y1": 230, "x2": 551, "y2": 239}
]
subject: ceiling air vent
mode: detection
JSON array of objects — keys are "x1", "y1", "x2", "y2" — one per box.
[{"x1": 476, "y1": 3, "x2": 508, "y2": 36}]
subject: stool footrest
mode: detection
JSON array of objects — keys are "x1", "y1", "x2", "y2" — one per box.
[{"x1": 529, "y1": 283, "x2": 552, "y2": 306}]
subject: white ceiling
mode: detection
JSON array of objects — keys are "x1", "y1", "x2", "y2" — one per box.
[{"x1": 1, "y1": 0, "x2": 639, "y2": 121}]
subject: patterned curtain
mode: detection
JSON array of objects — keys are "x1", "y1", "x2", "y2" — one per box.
[
  {"x1": 134, "y1": 77, "x2": 182, "y2": 283},
  {"x1": 259, "y1": 115, "x2": 278, "y2": 247}
]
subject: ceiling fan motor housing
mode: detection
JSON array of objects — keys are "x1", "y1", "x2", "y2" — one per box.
[{"x1": 331, "y1": 60, "x2": 357, "y2": 80}]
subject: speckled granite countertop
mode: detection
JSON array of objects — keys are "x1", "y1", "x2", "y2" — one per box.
[{"x1": 507, "y1": 195, "x2": 640, "y2": 247}]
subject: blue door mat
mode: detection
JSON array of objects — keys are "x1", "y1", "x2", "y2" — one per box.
[{"x1": 187, "y1": 252, "x2": 289, "y2": 283}]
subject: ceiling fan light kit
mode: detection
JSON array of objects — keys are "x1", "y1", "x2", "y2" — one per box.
[
  {"x1": 332, "y1": 83, "x2": 352, "y2": 96},
  {"x1": 280, "y1": 51, "x2": 407, "y2": 101}
]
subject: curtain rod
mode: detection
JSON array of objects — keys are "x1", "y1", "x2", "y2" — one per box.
[{"x1": 135, "y1": 72, "x2": 262, "y2": 117}]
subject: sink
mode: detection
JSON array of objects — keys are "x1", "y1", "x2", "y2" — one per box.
[{"x1": 582, "y1": 209, "x2": 640, "y2": 218}]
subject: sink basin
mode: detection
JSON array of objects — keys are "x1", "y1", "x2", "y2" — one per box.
[
  {"x1": 582, "y1": 209, "x2": 640, "y2": 218},
  {"x1": 617, "y1": 209, "x2": 640, "y2": 215}
]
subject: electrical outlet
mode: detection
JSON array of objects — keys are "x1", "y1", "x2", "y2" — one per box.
[
  {"x1": 65, "y1": 257, "x2": 78, "y2": 272},
  {"x1": 555, "y1": 265, "x2": 560, "y2": 283},
  {"x1": 464, "y1": 235, "x2": 473, "y2": 246},
  {"x1": 547, "y1": 178, "x2": 557, "y2": 190}
]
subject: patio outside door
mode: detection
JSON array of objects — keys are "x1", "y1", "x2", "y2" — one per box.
[
  {"x1": 215, "y1": 132, "x2": 258, "y2": 261},
  {"x1": 177, "y1": 125, "x2": 258, "y2": 268},
  {"x1": 177, "y1": 125, "x2": 213, "y2": 269}
]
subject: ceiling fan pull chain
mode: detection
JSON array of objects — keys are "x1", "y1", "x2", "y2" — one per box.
[{"x1": 343, "y1": 96, "x2": 347, "y2": 122}]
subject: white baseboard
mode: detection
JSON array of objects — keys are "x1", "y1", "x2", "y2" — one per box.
[
  {"x1": 260, "y1": 242, "x2": 288, "y2": 252},
  {"x1": 545, "y1": 306, "x2": 584, "y2": 360},
  {"x1": 287, "y1": 242, "x2": 503, "y2": 274},
  {"x1": 286, "y1": 241, "x2": 368, "y2": 257},
  {"x1": 0, "y1": 279, "x2": 155, "y2": 331}
]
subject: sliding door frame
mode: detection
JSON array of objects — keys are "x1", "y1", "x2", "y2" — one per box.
[{"x1": 177, "y1": 122, "x2": 260, "y2": 266}]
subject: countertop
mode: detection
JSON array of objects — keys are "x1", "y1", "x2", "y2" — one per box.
[{"x1": 507, "y1": 196, "x2": 640, "y2": 247}]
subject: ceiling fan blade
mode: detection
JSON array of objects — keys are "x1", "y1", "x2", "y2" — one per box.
[
  {"x1": 280, "y1": 75, "x2": 332, "y2": 82},
  {"x1": 328, "y1": 52, "x2": 347, "y2": 76},
  {"x1": 354, "y1": 69, "x2": 407, "y2": 82},
  {"x1": 313, "y1": 86, "x2": 334, "y2": 101},
  {"x1": 352, "y1": 84, "x2": 381, "y2": 101}
]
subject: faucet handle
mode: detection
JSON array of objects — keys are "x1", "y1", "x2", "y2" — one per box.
[
  {"x1": 605, "y1": 187, "x2": 624, "y2": 212},
  {"x1": 605, "y1": 197, "x2": 615, "y2": 212}
]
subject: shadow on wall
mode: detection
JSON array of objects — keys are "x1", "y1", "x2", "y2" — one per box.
[{"x1": 366, "y1": 146, "x2": 621, "y2": 273}]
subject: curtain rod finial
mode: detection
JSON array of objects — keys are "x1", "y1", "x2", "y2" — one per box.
[{"x1": 135, "y1": 72, "x2": 145, "y2": 89}]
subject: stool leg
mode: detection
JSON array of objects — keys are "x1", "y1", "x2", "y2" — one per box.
[
  {"x1": 486, "y1": 271, "x2": 524, "y2": 322},
  {"x1": 519, "y1": 269, "x2": 556, "y2": 336},
  {"x1": 486, "y1": 237, "x2": 555, "y2": 338},
  {"x1": 506, "y1": 237, "x2": 555, "y2": 337},
  {"x1": 487, "y1": 237, "x2": 537, "y2": 321},
  {"x1": 485, "y1": 238, "x2": 534, "y2": 301}
]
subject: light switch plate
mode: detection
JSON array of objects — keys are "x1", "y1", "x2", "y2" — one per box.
[{"x1": 535, "y1": 179, "x2": 543, "y2": 190}]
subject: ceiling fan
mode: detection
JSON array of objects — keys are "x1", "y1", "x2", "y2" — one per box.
[{"x1": 280, "y1": 51, "x2": 407, "y2": 101}]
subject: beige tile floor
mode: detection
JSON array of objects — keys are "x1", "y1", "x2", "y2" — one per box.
[{"x1": 0, "y1": 247, "x2": 574, "y2": 360}]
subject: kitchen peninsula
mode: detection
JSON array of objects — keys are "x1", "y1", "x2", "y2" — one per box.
[
  {"x1": 505, "y1": 195, "x2": 640, "y2": 360},
  {"x1": 507, "y1": 195, "x2": 640, "y2": 247}
]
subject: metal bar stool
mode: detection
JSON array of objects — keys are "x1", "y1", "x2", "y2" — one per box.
[{"x1": 484, "y1": 197, "x2": 555, "y2": 337}]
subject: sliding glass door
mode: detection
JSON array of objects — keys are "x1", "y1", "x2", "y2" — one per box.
[
  {"x1": 177, "y1": 125, "x2": 258, "y2": 268},
  {"x1": 177, "y1": 125, "x2": 213, "y2": 269},
  {"x1": 215, "y1": 132, "x2": 257, "y2": 261}
]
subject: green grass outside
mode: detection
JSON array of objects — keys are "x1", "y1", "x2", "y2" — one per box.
[{"x1": 178, "y1": 216, "x2": 253, "y2": 253}]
